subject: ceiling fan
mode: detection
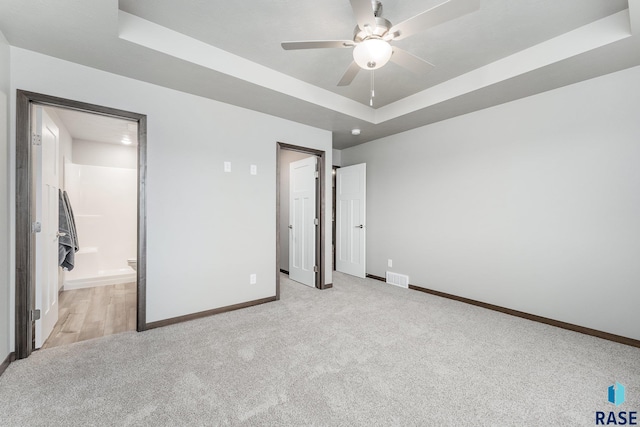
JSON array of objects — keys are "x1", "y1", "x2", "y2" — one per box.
[{"x1": 281, "y1": 0, "x2": 480, "y2": 87}]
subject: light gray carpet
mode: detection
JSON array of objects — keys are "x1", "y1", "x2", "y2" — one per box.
[{"x1": 1, "y1": 272, "x2": 638, "y2": 426}]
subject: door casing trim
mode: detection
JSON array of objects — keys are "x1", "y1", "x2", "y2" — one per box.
[{"x1": 15, "y1": 90, "x2": 148, "y2": 359}]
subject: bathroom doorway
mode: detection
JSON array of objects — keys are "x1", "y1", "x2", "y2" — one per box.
[
  {"x1": 40, "y1": 106, "x2": 138, "y2": 349},
  {"x1": 15, "y1": 91, "x2": 147, "y2": 359}
]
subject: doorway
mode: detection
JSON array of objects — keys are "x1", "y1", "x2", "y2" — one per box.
[
  {"x1": 276, "y1": 142, "x2": 328, "y2": 297},
  {"x1": 15, "y1": 91, "x2": 147, "y2": 359},
  {"x1": 41, "y1": 106, "x2": 139, "y2": 349}
]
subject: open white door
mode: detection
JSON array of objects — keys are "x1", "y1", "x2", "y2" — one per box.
[
  {"x1": 289, "y1": 156, "x2": 317, "y2": 287},
  {"x1": 336, "y1": 163, "x2": 366, "y2": 278},
  {"x1": 34, "y1": 106, "x2": 60, "y2": 348}
]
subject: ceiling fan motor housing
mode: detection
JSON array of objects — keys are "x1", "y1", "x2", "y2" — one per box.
[{"x1": 353, "y1": 17, "x2": 392, "y2": 42}]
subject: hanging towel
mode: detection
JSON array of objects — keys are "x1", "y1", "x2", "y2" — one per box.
[
  {"x1": 58, "y1": 189, "x2": 79, "y2": 270},
  {"x1": 63, "y1": 190, "x2": 79, "y2": 252}
]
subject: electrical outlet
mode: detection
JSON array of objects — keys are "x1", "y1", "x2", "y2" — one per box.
[
  {"x1": 250, "y1": 274, "x2": 257, "y2": 284},
  {"x1": 224, "y1": 161, "x2": 231, "y2": 172},
  {"x1": 388, "y1": 259, "x2": 393, "y2": 268},
  {"x1": 250, "y1": 164, "x2": 257, "y2": 175}
]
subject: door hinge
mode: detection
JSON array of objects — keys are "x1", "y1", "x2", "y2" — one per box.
[
  {"x1": 31, "y1": 221, "x2": 42, "y2": 233},
  {"x1": 313, "y1": 266, "x2": 318, "y2": 273},
  {"x1": 314, "y1": 218, "x2": 319, "y2": 226},
  {"x1": 32, "y1": 133, "x2": 42, "y2": 146},
  {"x1": 31, "y1": 309, "x2": 41, "y2": 322}
]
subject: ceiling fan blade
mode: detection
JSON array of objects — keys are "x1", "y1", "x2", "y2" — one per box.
[
  {"x1": 391, "y1": 47, "x2": 435, "y2": 75},
  {"x1": 388, "y1": 0, "x2": 480, "y2": 41},
  {"x1": 337, "y1": 61, "x2": 361, "y2": 86},
  {"x1": 349, "y1": 0, "x2": 377, "y2": 31},
  {"x1": 281, "y1": 40, "x2": 355, "y2": 50}
]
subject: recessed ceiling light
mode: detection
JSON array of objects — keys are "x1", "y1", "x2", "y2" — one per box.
[{"x1": 351, "y1": 129, "x2": 361, "y2": 136}]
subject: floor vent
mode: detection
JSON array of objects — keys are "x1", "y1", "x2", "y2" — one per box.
[{"x1": 386, "y1": 271, "x2": 409, "y2": 289}]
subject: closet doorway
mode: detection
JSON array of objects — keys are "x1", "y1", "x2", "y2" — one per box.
[
  {"x1": 15, "y1": 91, "x2": 147, "y2": 359},
  {"x1": 276, "y1": 142, "x2": 329, "y2": 296}
]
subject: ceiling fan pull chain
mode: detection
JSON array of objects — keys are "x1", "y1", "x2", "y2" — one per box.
[
  {"x1": 370, "y1": 70, "x2": 375, "y2": 107},
  {"x1": 371, "y1": 70, "x2": 375, "y2": 98}
]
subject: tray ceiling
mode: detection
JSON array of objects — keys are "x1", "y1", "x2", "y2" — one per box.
[{"x1": 1, "y1": 0, "x2": 638, "y2": 148}]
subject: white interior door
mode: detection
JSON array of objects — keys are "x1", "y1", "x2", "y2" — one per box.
[
  {"x1": 34, "y1": 106, "x2": 60, "y2": 348},
  {"x1": 336, "y1": 163, "x2": 366, "y2": 278},
  {"x1": 289, "y1": 156, "x2": 317, "y2": 287}
]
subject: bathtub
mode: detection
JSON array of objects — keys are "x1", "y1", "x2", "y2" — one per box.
[{"x1": 63, "y1": 246, "x2": 136, "y2": 290}]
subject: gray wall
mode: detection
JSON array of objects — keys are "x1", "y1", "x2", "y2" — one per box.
[
  {"x1": 0, "y1": 31, "x2": 10, "y2": 362},
  {"x1": 332, "y1": 149, "x2": 342, "y2": 167},
  {"x1": 7, "y1": 47, "x2": 333, "y2": 341},
  {"x1": 342, "y1": 65, "x2": 640, "y2": 341},
  {"x1": 279, "y1": 150, "x2": 313, "y2": 272}
]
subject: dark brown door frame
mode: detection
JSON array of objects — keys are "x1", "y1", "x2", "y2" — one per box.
[
  {"x1": 332, "y1": 166, "x2": 340, "y2": 271},
  {"x1": 15, "y1": 90, "x2": 147, "y2": 359},
  {"x1": 276, "y1": 142, "x2": 328, "y2": 299}
]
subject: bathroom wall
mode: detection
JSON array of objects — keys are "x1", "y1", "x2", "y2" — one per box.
[
  {"x1": 279, "y1": 149, "x2": 314, "y2": 272},
  {"x1": 73, "y1": 139, "x2": 137, "y2": 169},
  {"x1": 64, "y1": 139, "x2": 137, "y2": 287}
]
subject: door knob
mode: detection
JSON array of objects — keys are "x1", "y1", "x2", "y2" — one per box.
[
  {"x1": 356, "y1": 224, "x2": 364, "y2": 228},
  {"x1": 56, "y1": 232, "x2": 67, "y2": 237},
  {"x1": 288, "y1": 225, "x2": 293, "y2": 229}
]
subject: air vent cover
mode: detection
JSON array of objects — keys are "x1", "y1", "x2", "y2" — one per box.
[{"x1": 386, "y1": 271, "x2": 409, "y2": 288}]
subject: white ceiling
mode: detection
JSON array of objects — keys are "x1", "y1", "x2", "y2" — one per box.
[
  {"x1": 1, "y1": 0, "x2": 639, "y2": 149},
  {"x1": 50, "y1": 107, "x2": 138, "y2": 146}
]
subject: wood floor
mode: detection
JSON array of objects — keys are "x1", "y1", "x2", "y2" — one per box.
[{"x1": 42, "y1": 282, "x2": 136, "y2": 349}]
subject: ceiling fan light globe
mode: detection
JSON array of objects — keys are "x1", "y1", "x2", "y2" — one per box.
[{"x1": 353, "y1": 39, "x2": 392, "y2": 70}]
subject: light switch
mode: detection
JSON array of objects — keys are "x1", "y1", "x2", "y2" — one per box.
[
  {"x1": 250, "y1": 164, "x2": 257, "y2": 175},
  {"x1": 224, "y1": 161, "x2": 231, "y2": 172},
  {"x1": 250, "y1": 274, "x2": 257, "y2": 284},
  {"x1": 388, "y1": 259, "x2": 393, "y2": 268}
]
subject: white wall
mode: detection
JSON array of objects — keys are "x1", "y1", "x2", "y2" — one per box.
[
  {"x1": 279, "y1": 150, "x2": 313, "y2": 272},
  {"x1": 0, "y1": 31, "x2": 10, "y2": 362},
  {"x1": 342, "y1": 65, "x2": 640, "y2": 341},
  {"x1": 73, "y1": 139, "x2": 137, "y2": 169},
  {"x1": 8, "y1": 47, "x2": 333, "y2": 334}
]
